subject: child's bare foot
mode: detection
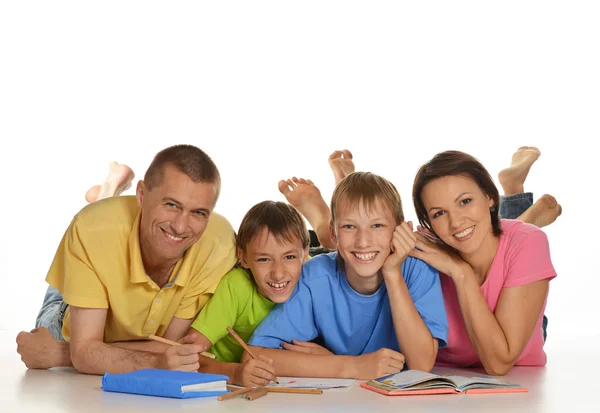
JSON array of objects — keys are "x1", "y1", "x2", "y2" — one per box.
[
  {"x1": 84, "y1": 162, "x2": 135, "y2": 203},
  {"x1": 498, "y1": 146, "x2": 541, "y2": 195},
  {"x1": 328, "y1": 150, "x2": 355, "y2": 186},
  {"x1": 278, "y1": 177, "x2": 335, "y2": 250},
  {"x1": 16, "y1": 327, "x2": 72, "y2": 369},
  {"x1": 517, "y1": 194, "x2": 562, "y2": 228}
]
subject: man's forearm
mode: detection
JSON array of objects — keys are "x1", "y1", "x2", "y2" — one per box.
[
  {"x1": 248, "y1": 346, "x2": 357, "y2": 379},
  {"x1": 71, "y1": 341, "x2": 160, "y2": 375},
  {"x1": 111, "y1": 340, "x2": 168, "y2": 353},
  {"x1": 385, "y1": 271, "x2": 437, "y2": 371}
]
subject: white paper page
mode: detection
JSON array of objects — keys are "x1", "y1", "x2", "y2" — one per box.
[
  {"x1": 377, "y1": 370, "x2": 440, "y2": 387},
  {"x1": 267, "y1": 377, "x2": 356, "y2": 389}
]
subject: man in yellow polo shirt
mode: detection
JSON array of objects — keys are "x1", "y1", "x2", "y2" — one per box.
[{"x1": 16, "y1": 144, "x2": 237, "y2": 375}]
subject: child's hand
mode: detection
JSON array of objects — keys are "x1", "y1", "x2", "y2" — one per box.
[
  {"x1": 233, "y1": 354, "x2": 276, "y2": 387},
  {"x1": 382, "y1": 221, "x2": 416, "y2": 276},
  {"x1": 352, "y1": 348, "x2": 405, "y2": 380},
  {"x1": 282, "y1": 339, "x2": 334, "y2": 355}
]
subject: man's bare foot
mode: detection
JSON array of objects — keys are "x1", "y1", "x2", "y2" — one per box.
[
  {"x1": 517, "y1": 194, "x2": 562, "y2": 228},
  {"x1": 328, "y1": 150, "x2": 355, "y2": 186},
  {"x1": 278, "y1": 177, "x2": 335, "y2": 250},
  {"x1": 84, "y1": 162, "x2": 135, "y2": 203},
  {"x1": 498, "y1": 146, "x2": 541, "y2": 195},
  {"x1": 85, "y1": 185, "x2": 101, "y2": 203},
  {"x1": 16, "y1": 327, "x2": 72, "y2": 369}
]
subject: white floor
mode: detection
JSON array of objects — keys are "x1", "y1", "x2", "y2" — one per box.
[{"x1": 3, "y1": 328, "x2": 599, "y2": 413}]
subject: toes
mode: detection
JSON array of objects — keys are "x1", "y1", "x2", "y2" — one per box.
[
  {"x1": 328, "y1": 150, "x2": 343, "y2": 161},
  {"x1": 541, "y1": 194, "x2": 557, "y2": 206},
  {"x1": 557, "y1": 204, "x2": 563, "y2": 216},
  {"x1": 297, "y1": 178, "x2": 307, "y2": 184},
  {"x1": 306, "y1": 179, "x2": 315, "y2": 186},
  {"x1": 342, "y1": 149, "x2": 353, "y2": 159},
  {"x1": 278, "y1": 180, "x2": 291, "y2": 195}
]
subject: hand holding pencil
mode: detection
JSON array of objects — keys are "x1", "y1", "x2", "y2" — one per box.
[
  {"x1": 148, "y1": 334, "x2": 217, "y2": 372},
  {"x1": 226, "y1": 327, "x2": 279, "y2": 387}
]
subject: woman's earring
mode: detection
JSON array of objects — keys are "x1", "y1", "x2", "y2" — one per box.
[{"x1": 490, "y1": 206, "x2": 496, "y2": 212}]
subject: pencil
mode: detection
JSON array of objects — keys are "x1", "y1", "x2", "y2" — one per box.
[
  {"x1": 148, "y1": 334, "x2": 217, "y2": 359},
  {"x1": 218, "y1": 386, "x2": 252, "y2": 401},
  {"x1": 243, "y1": 388, "x2": 268, "y2": 401},
  {"x1": 226, "y1": 327, "x2": 279, "y2": 383},
  {"x1": 266, "y1": 387, "x2": 323, "y2": 395}
]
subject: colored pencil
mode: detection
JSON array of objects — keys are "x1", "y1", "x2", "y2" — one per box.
[
  {"x1": 244, "y1": 388, "x2": 268, "y2": 401},
  {"x1": 218, "y1": 386, "x2": 252, "y2": 401},
  {"x1": 266, "y1": 387, "x2": 323, "y2": 394},
  {"x1": 148, "y1": 334, "x2": 217, "y2": 359},
  {"x1": 226, "y1": 327, "x2": 279, "y2": 383}
]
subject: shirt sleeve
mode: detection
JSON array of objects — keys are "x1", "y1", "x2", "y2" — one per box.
[
  {"x1": 248, "y1": 279, "x2": 318, "y2": 348},
  {"x1": 504, "y1": 229, "x2": 557, "y2": 287},
  {"x1": 190, "y1": 273, "x2": 238, "y2": 345},
  {"x1": 175, "y1": 244, "x2": 237, "y2": 320},
  {"x1": 46, "y1": 217, "x2": 109, "y2": 309},
  {"x1": 402, "y1": 257, "x2": 449, "y2": 348}
]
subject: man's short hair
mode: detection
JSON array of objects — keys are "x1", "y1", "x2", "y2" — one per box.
[{"x1": 144, "y1": 144, "x2": 221, "y2": 198}]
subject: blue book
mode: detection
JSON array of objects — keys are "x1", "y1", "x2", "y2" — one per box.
[{"x1": 101, "y1": 369, "x2": 230, "y2": 399}]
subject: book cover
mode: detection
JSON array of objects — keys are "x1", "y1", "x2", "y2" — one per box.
[{"x1": 102, "y1": 369, "x2": 229, "y2": 399}]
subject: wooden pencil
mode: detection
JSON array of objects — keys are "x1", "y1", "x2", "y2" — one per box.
[
  {"x1": 243, "y1": 388, "x2": 268, "y2": 401},
  {"x1": 226, "y1": 327, "x2": 279, "y2": 383},
  {"x1": 148, "y1": 334, "x2": 217, "y2": 359},
  {"x1": 266, "y1": 387, "x2": 323, "y2": 395},
  {"x1": 218, "y1": 386, "x2": 252, "y2": 401}
]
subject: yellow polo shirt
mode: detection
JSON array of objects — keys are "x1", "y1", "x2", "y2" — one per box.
[{"x1": 45, "y1": 196, "x2": 237, "y2": 343}]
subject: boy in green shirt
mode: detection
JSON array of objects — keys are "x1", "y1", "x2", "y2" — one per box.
[{"x1": 186, "y1": 200, "x2": 310, "y2": 387}]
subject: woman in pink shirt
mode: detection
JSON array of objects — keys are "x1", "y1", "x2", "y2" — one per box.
[{"x1": 410, "y1": 147, "x2": 559, "y2": 375}]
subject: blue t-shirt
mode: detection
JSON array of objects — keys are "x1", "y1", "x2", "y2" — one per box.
[{"x1": 248, "y1": 252, "x2": 448, "y2": 355}]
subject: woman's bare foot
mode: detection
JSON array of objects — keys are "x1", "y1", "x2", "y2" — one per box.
[
  {"x1": 16, "y1": 327, "x2": 72, "y2": 369},
  {"x1": 517, "y1": 194, "x2": 562, "y2": 228},
  {"x1": 278, "y1": 177, "x2": 335, "y2": 250},
  {"x1": 498, "y1": 146, "x2": 541, "y2": 195},
  {"x1": 328, "y1": 150, "x2": 355, "y2": 186},
  {"x1": 84, "y1": 162, "x2": 135, "y2": 203}
]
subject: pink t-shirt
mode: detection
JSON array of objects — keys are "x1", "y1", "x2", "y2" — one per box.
[{"x1": 436, "y1": 219, "x2": 557, "y2": 368}]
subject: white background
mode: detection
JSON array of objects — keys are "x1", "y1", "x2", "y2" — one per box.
[{"x1": 0, "y1": 1, "x2": 598, "y2": 362}]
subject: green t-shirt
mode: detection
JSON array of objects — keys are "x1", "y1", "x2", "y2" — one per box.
[{"x1": 191, "y1": 267, "x2": 275, "y2": 362}]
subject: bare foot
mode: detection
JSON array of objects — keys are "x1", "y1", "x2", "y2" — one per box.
[
  {"x1": 498, "y1": 146, "x2": 541, "y2": 195},
  {"x1": 517, "y1": 194, "x2": 562, "y2": 228},
  {"x1": 278, "y1": 177, "x2": 335, "y2": 250},
  {"x1": 85, "y1": 162, "x2": 135, "y2": 203},
  {"x1": 85, "y1": 185, "x2": 101, "y2": 203},
  {"x1": 16, "y1": 327, "x2": 72, "y2": 369},
  {"x1": 328, "y1": 150, "x2": 355, "y2": 186}
]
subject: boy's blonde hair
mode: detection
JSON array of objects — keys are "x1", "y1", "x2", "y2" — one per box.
[
  {"x1": 330, "y1": 172, "x2": 404, "y2": 227},
  {"x1": 236, "y1": 201, "x2": 310, "y2": 253}
]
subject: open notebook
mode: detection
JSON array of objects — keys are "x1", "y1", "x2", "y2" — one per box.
[
  {"x1": 102, "y1": 369, "x2": 229, "y2": 399},
  {"x1": 361, "y1": 370, "x2": 528, "y2": 396}
]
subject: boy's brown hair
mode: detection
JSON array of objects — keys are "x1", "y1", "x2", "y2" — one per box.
[
  {"x1": 330, "y1": 171, "x2": 404, "y2": 227},
  {"x1": 236, "y1": 201, "x2": 311, "y2": 254}
]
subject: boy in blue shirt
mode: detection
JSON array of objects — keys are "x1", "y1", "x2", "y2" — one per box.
[{"x1": 247, "y1": 172, "x2": 448, "y2": 380}]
